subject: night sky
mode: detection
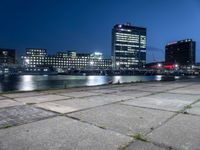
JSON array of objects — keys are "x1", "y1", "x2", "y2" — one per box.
[{"x1": 0, "y1": 0, "x2": 199, "y2": 62}]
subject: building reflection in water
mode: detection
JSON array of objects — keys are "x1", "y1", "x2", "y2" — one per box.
[
  {"x1": 0, "y1": 75, "x2": 166, "y2": 92},
  {"x1": 86, "y1": 76, "x2": 108, "y2": 86},
  {"x1": 155, "y1": 75, "x2": 162, "y2": 81},
  {"x1": 19, "y1": 75, "x2": 36, "y2": 91}
]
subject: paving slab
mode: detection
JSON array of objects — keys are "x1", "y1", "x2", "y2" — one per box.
[
  {"x1": 147, "y1": 114, "x2": 200, "y2": 150},
  {"x1": 14, "y1": 94, "x2": 70, "y2": 104},
  {"x1": 138, "y1": 82, "x2": 188, "y2": 88},
  {"x1": 168, "y1": 86, "x2": 200, "y2": 95},
  {"x1": 0, "y1": 96, "x2": 6, "y2": 100},
  {"x1": 0, "y1": 99, "x2": 23, "y2": 109},
  {"x1": 2, "y1": 92, "x2": 46, "y2": 98},
  {"x1": 187, "y1": 84, "x2": 200, "y2": 89},
  {"x1": 0, "y1": 116, "x2": 132, "y2": 150},
  {"x1": 41, "y1": 87, "x2": 103, "y2": 94},
  {"x1": 144, "y1": 93, "x2": 200, "y2": 102},
  {"x1": 68, "y1": 104, "x2": 175, "y2": 136},
  {"x1": 35, "y1": 102, "x2": 78, "y2": 114},
  {"x1": 137, "y1": 86, "x2": 175, "y2": 92},
  {"x1": 89, "y1": 89, "x2": 118, "y2": 94},
  {"x1": 122, "y1": 96, "x2": 192, "y2": 112},
  {"x1": 144, "y1": 82, "x2": 185, "y2": 88},
  {"x1": 0, "y1": 105, "x2": 56, "y2": 129},
  {"x1": 42, "y1": 88, "x2": 80, "y2": 93},
  {"x1": 186, "y1": 101, "x2": 200, "y2": 115},
  {"x1": 112, "y1": 85, "x2": 146, "y2": 92},
  {"x1": 112, "y1": 90, "x2": 152, "y2": 99},
  {"x1": 58, "y1": 91, "x2": 101, "y2": 98},
  {"x1": 125, "y1": 141, "x2": 166, "y2": 150},
  {"x1": 36, "y1": 95, "x2": 129, "y2": 114}
]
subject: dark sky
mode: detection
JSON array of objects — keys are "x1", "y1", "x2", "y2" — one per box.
[{"x1": 0, "y1": 0, "x2": 199, "y2": 62}]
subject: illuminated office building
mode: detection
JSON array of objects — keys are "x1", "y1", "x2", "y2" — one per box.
[
  {"x1": 21, "y1": 48, "x2": 111, "y2": 69},
  {"x1": 112, "y1": 23, "x2": 146, "y2": 69},
  {"x1": 21, "y1": 48, "x2": 47, "y2": 67},
  {"x1": 165, "y1": 39, "x2": 196, "y2": 66}
]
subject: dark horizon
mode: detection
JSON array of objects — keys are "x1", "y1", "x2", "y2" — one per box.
[{"x1": 0, "y1": 0, "x2": 199, "y2": 62}]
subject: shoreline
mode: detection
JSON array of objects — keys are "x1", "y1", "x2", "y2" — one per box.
[
  {"x1": 0, "y1": 75, "x2": 199, "y2": 94},
  {"x1": 0, "y1": 77, "x2": 200, "y2": 150}
]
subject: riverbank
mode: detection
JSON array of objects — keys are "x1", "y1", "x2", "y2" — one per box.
[
  {"x1": 0, "y1": 75, "x2": 164, "y2": 93},
  {"x1": 0, "y1": 77, "x2": 200, "y2": 150},
  {"x1": 0, "y1": 74, "x2": 198, "y2": 93}
]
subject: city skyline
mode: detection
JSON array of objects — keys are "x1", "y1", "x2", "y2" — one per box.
[{"x1": 0, "y1": 0, "x2": 200, "y2": 62}]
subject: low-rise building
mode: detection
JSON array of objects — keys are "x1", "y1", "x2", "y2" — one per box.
[
  {"x1": 0, "y1": 48, "x2": 16, "y2": 64},
  {"x1": 21, "y1": 48, "x2": 111, "y2": 70}
]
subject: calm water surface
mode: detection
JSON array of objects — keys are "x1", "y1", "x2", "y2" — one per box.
[{"x1": 0, "y1": 75, "x2": 163, "y2": 92}]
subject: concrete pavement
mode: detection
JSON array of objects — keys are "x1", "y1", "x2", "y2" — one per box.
[{"x1": 0, "y1": 77, "x2": 200, "y2": 150}]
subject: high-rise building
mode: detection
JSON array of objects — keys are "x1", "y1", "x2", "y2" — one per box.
[
  {"x1": 112, "y1": 23, "x2": 146, "y2": 69},
  {"x1": 0, "y1": 48, "x2": 16, "y2": 64},
  {"x1": 165, "y1": 39, "x2": 196, "y2": 66}
]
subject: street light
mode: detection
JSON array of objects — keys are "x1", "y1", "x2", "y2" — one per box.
[
  {"x1": 174, "y1": 64, "x2": 179, "y2": 68},
  {"x1": 157, "y1": 63, "x2": 162, "y2": 68}
]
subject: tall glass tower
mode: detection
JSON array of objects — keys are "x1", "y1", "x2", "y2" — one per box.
[{"x1": 112, "y1": 23, "x2": 146, "y2": 69}]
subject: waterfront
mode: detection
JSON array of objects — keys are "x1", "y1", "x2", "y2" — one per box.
[
  {"x1": 0, "y1": 75, "x2": 165, "y2": 92},
  {"x1": 0, "y1": 77, "x2": 200, "y2": 150}
]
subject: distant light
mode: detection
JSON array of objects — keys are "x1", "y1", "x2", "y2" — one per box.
[
  {"x1": 94, "y1": 52, "x2": 102, "y2": 55},
  {"x1": 164, "y1": 65, "x2": 174, "y2": 69},
  {"x1": 157, "y1": 63, "x2": 162, "y2": 67},
  {"x1": 174, "y1": 64, "x2": 179, "y2": 68},
  {"x1": 116, "y1": 62, "x2": 120, "y2": 66},
  {"x1": 90, "y1": 61, "x2": 94, "y2": 65},
  {"x1": 168, "y1": 41, "x2": 177, "y2": 45},
  {"x1": 118, "y1": 25, "x2": 122, "y2": 28}
]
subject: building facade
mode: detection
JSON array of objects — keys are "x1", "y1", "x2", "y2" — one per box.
[
  {"x1": 165, "y1": 39, "x2": 196, "y2": 66},
  {"x1": 0, "y1": 48, "x2": 16, "y2": 64},
  {"x1": 21, "y1": 48, "x2": 111, "y2": 70},
  {"x1": 112, "y1": 23, "x2": 146, "y2": 69}
]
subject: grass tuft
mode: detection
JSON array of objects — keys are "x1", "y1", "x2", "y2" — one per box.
[
  {"x1": 2, "y1": 124, "x2": 13, "y2": 129},
  {"x1": 184, "y1": 105, "x2": 192, "y2": 109},
  {"x1": 132, "y1": 133, "x2": 147, "y2": 142}
]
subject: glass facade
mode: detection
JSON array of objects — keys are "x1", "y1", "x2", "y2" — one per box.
[{"x1": 112, "y1": 23, "x2": 146, "y2": 69}]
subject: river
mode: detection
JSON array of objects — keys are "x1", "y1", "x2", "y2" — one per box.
[{"x1": 0, "y1": 75, "x2": 165, "y2": 92}]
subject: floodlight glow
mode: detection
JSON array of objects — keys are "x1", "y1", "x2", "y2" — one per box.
[
  {"x1": 94, "y1": 52, "x2": 101, "y2": 55},
  {"x1": 174, "y1": 64, "x2": 179, "y2": 68},
  {"x1": 157, "y1": 63, "x2": 162, "y2": 67}
]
